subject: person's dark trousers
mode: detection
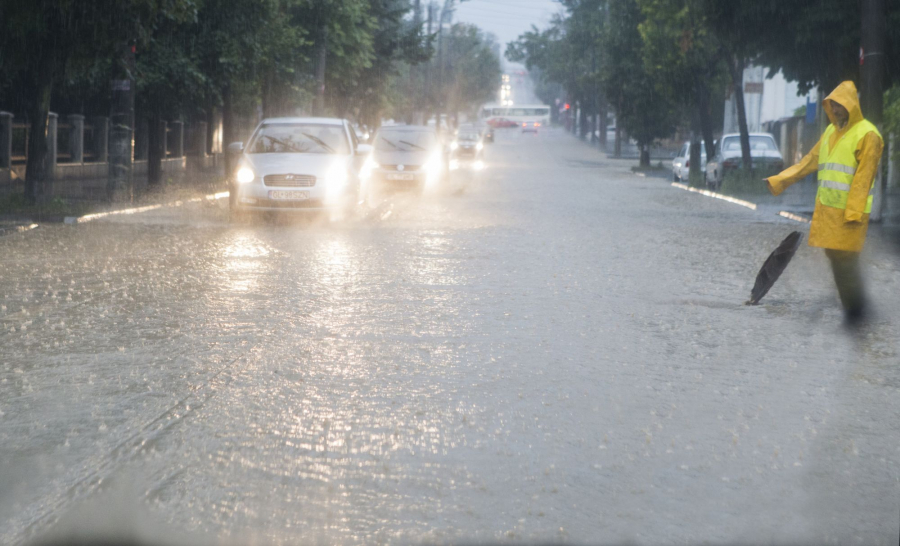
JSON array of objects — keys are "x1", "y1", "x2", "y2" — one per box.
[{"x1": 824, "y1": 249, "x2": 867, "y2": 321}]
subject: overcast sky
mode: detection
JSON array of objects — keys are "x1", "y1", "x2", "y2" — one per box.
[{"x1": 451, "y1": 0, "x2": 562, "y2": 68}]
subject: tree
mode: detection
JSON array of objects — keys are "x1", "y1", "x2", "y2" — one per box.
[
  {"x1": 0, "y1": 0, "x2": 200, "y2": 199},
  {"x1": 603, "y1": 0, "x2": 677, "y2": 166},
  {"x1": 334, "y1": 0, "x2": 431, "y2": 127},
  {"x1": 639, "y1": 0, "x2": 724, "y2": 177},
  {"x1": 441, "y1": 24, "x2": 502, "y2": 122}
]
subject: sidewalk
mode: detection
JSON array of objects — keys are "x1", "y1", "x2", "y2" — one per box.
[{"x1": 0, "y1": 168, "x2": 227, "y2": 224}]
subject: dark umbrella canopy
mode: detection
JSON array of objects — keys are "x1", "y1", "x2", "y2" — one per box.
[{"x1": 747, "y1": 231, "x2": 803, "y2": 305}]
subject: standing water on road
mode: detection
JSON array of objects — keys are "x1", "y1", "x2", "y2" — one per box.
[{"x1": 3, "y1": 2, "x2": 900, "y2": 544}]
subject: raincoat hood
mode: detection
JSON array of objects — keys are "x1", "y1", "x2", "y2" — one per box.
[{"x1": 823, "y1": 81, "x2": 863, "y2": 127}]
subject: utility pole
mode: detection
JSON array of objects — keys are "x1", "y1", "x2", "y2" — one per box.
[
  {"x1": 426, "y1": 2, "x2": 435, "y2": 125},
  {"x1": 108, "y1": 43, "x2": 135, "y2": 202},
  {"x1": 861, "y1": 0, "x2": 886, "y2": 221}
]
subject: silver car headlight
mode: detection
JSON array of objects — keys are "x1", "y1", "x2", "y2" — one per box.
[{"x1": 236, "y1": 166, "x2": 255, "y2": 184}]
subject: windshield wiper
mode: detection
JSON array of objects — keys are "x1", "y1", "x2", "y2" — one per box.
[
  {"x1": 398, "y1": 140, "x2": 427, "y2": 151},
  {"x1": 301, "y1": 132, "x2": 336, "y2": 153},
  {"x1": 380, "y1": 137, "x2": 401, "y2": 150},
  {"x1": 263, "y1": 135, "x2": 305, "y2": 153}
]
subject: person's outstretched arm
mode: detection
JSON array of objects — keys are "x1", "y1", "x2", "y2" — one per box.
[{"x1": 765, "y1": 135, "x2": 822, "y2": 196}]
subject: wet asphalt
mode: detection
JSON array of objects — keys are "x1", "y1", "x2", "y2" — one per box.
[{"x1": 2, "y1": 128, "x2": 900, "y2": 545}]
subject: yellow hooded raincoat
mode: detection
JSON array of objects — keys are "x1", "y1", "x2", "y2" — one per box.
[{"x1": 767, "y1": 81, "x2": 884, "y2": 252}]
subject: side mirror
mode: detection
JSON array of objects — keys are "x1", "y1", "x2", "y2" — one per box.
[
  {"x1": 356, "y1": 143, "x2": 373, "y2": 155},
  {"x1": 227, "y1": 141, "x2": 244, "y2": 154}
]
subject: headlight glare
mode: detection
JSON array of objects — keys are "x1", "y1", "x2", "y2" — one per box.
[{"x1": 236, "y1": 167, "x2": 255, "y2": 184}]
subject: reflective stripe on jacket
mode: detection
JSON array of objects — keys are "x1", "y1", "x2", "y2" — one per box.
[{"x1": 816, "y1": 119, "x2": 881, "y2": 213}]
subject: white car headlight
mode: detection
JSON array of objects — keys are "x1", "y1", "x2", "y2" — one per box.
[
  {"x1": 236, "y1": 167, "x2": 255, "y2": 184},
  {"x1": 330, "y1": 165, "x2": 348, "y2": 186},
  {"x1": 476, "y1": 142, "x2": 484, "y2": 151},
  {"x1": 360, "y1": 157, "x2": 379, "y2": 180},
  {"x1": 425, "y1": 153, "x2": 443, "y2": 184},
  {"x1": 325, "y1": 163, "x2": 349, "y2": 200},
  {"x1": 450, "y1": 141, "x2": 459, "y2": 151}
]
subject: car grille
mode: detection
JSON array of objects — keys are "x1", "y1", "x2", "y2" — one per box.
[
  {"x1": 383, "y1": 164, "x2": 422, "y2": 172},
  {"x1": 264, "y1": 174, "x2": 316, "y2": 187}
]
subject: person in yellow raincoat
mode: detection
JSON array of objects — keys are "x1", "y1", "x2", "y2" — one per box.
[{"x1": 764, "y1": 81, "x2": 884, "y2": 324}]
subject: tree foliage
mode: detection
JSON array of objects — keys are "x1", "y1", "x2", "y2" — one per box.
[
  {"x1": 1, "y1": 0, "x2": 498, "y2": 198},
  {"x1": 440, "y1": 24, "x2": 502, "y2": 120},
  {"x1": 508, "y1": 0, "x2": 900, "y2": 169}
]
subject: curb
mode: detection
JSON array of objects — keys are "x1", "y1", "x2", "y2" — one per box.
[
  {"x1": 668, "y1": 182, "x2": 810, "y2": 224},
  {"x1": 0, "y1": 223, "x2": 39, "y2": 236},
  {"x1": 64, "y1": 191, "x2": 229, "y2": 224}
]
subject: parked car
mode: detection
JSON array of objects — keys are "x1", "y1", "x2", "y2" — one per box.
[
  {"x1": 227, "y1": 117, "x2": 372, "y2": 214},
  {"x1": 360, "y1": 125, "x2": 445, "y2": 194},
  {"x1": 705, "y1": 133, "x2": 784, "y2": 189},
  {"x1": 671, "y1": 141, "x2": 707, "y2": 182}
]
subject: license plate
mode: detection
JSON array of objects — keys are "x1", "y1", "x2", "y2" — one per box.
[
  {"x1": 269, "y1": 190, "x2": 309, "y2": 200},
  {"x1": 386, "y1": 173, "x2": 414, "y2": 181}
]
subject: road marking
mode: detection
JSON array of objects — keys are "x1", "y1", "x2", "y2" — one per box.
[
  {"x1": 778, "y1": 211, "x2": 811, "y2": 223},
  {"x1": 64, "y1": 191, "x2": 229, "y2": 224},
  {"x1": 671, "y1": 182, "x2": 757, "y2": 210}
]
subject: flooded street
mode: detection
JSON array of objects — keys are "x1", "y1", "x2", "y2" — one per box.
[{"x1": 2, "y1": 129, "x2": 900, "y2": 544}]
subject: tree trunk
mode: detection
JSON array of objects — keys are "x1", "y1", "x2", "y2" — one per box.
[
  {"x1": 639, "y1": 143, "x2": 650, "y2": 167},
  {"x1": 729, "y1": 56, "x2": 752, "y2": 170},
  {"x1": 598, "y1": 94, "x2": 608, "y2": 148},
  {"x1": 147, "y1": 113, "x2": 163, "y2": 187},
  {"x1": 695, "y1": 77, "x2": 716, "y2": 162},
  {"x1": 24, "y1": 54, "x2": 55, "y2": 204},
  {"x1": 689, "y1": 106, "x2": 702, "y2": 182},
  {"x1": 222, "y1": 84, "x2": 236, "y2": 177},
  {"x1": 579, "y1": 105, "x2": 589, "y2": 140},
  {"x1": 614, "y1": 97, "x2": 622, "y2": 158}
]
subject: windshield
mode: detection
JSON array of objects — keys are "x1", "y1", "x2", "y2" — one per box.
[
  {"x1": 723, "y1": 136, "x2": 777, "y2": 152},
  {"x1": 457, "y1": 131, "x2": 480, "y2": 141},
  {"x1": 247, "y1": 123, "x2": 350, "y2": 154},
  {"x1": 374, "y1": 130, "x2": 436, "y2": 152}
]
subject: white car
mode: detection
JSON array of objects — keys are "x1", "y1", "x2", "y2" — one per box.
[
  {"x1": 228, "y1": 117, "x2": 372, "y2": 213},
  {"x1": 705, "y1": 133, "x2": 784, "y2": 190},
  {"x1": 671, "y1": 141, "x2": 707, "y2": 182}
]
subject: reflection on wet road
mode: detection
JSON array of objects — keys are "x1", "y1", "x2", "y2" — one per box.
[{"x1": 2, "y1": 128, "x2": 900, "y2": 544}]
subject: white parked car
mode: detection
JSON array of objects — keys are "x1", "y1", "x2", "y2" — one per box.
[
  {"x1": 704, "y1": 133, "x2": 784, "y2": 190},
  {"x1": 671, "y1": 141, "x2": 707, "y2": 182},
  {"x1": 228, "y1": 117, "x2": 372, "y2": 213}
]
